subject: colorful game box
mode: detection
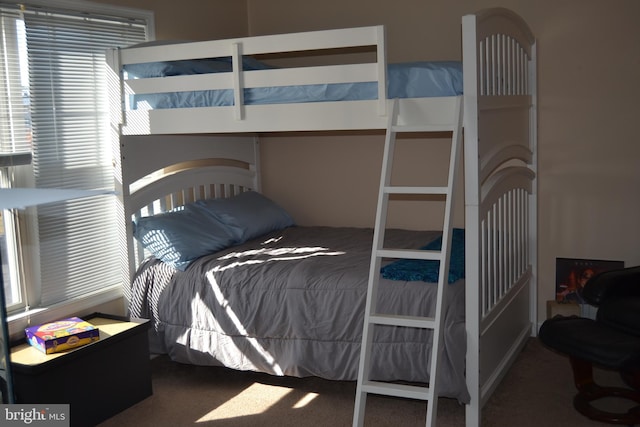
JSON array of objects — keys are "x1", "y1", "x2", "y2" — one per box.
[{"x1": 25, "y1": 317, "x2": 100, "y2": 354}]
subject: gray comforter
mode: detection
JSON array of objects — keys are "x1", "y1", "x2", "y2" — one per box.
[{"x1": 129, "y1": 226, "x2": 469, "y2": 403}]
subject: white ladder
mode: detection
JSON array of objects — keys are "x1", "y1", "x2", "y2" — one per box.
[{"x1": 352, "y1": 96, "x2": 463, "y2": 427}]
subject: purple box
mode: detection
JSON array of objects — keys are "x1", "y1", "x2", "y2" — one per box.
[{"x1": 25, "y1": 317, "x2": 100, "y2": 354}]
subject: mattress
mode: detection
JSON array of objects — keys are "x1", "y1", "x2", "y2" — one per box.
[
  {"x1": 129, "y1": 226, "x2": 469, "y2": 403},
  {"x1": 125, "y1": 59, "x2": 463, "y2": 110}
]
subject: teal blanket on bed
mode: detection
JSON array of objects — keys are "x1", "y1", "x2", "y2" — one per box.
[{"x1": 380, "y1": 228, "x2": 465, "y2": 284}]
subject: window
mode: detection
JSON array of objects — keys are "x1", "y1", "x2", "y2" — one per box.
[{"x1": 0, "y1": 0, "x2": 152, "y2": 326}]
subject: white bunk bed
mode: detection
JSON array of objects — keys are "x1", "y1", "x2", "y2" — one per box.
[{"x1": 107, "y1": 7, "x2": 537, "y2": 427}]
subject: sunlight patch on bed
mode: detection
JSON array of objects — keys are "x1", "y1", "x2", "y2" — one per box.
[
  {"x1": 206, "y1": 272, "x2": 284, "y2": 375},
  {"x1": 213, "y1": 246, "x2": 345, "y2": 272}
]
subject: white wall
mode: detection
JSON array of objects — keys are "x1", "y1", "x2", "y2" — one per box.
[{"x1": 94, "y1": 0, "x2": 249, "y2": 40}]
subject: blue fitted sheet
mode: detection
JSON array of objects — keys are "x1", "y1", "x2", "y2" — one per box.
[{"x1": 126, "y1": 60, "x2": 463, "y2": 110}]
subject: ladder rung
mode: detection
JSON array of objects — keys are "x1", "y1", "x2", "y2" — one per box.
[
  {"x1": 369, "y1": 314, "x2": 436, "y2": 329},
  {"x1": 391, "y1": 124, "x2": 454, "y2": 133},
  {"x1": 361, "y1": 381, "x2": 433, "y2": 401},
  {"x1": 383, "y1": 185, "x2": 448, "y2": 195},
  {"x1": 377, "y1": 248, "x2": 442, "y2": 260}
]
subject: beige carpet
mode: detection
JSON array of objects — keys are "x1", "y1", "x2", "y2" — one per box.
[{"x1": 98, "y1": 338, "x2": 625, "y2": 426}]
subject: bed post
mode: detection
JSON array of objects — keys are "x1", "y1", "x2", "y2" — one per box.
[
  {"x1": 113, "y1": 134, "x2": 136, "y2": 310},
  {"x1": 461, "y1": 11, "x2": 481, "y2": 427},
  {"x1": 107, "y1": 46, "x2": 135, "y2": 312},
  {"x1": 528, "y1": 39, "x2": 538, "y2": 336},
  {"x1": 463, "y1": 8, "x2": 537, "y2": 426}
]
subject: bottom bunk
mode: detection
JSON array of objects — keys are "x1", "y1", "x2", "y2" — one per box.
[
  {"x1": 117, "y1": 132, "x2": 474, "y2": 407},
  {"x1": 130, "y1": 218, "x2": 469, "y2": 403}
]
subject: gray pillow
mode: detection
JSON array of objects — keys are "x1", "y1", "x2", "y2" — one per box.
[{"x1": 197, "y1": 191, "x2": 294, "y2": 243}]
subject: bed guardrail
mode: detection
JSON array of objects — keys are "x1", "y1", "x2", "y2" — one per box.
[{"x1": 106, "y1": 26, "x2": 388, "y2": 134}]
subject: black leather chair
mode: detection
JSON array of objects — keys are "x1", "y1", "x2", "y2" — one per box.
[{"x1": 539, "y1": 266, "x2": 640, "y2": 425}]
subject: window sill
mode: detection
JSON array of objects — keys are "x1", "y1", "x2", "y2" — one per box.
[{"x1": 7, "y1": 284, "x2": 124, "y2": 339}]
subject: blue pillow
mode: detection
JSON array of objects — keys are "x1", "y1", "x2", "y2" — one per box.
[
  {"x1": 124, "y1": 50, "x2": 274, "y2": 79},
  {"x1": 124, "y1": 58, "x2": 233, "y2": 78},
  {"x1": 196, "y1": 191, "x2": 295, "y2": 243},
  {"x1": 387, "y1": 61, "x2": 463, "y2": 98},
  {"x1": 380, "y1": 228, "x2": 465, "y2": 284},
  {"x1": 133, "y1": 203, "x2": 236, "y2": 271}
]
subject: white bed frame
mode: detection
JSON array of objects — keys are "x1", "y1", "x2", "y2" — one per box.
[{"x1": 108, "y1": 7, "x2": 537, "y2": 427}]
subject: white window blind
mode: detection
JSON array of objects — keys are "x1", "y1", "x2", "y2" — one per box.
[
  {"x1": 6, "y1": 2, "x2": 148, "y2": 308},
  {"x1": 0, "y1": 8, "x2": 31, "y2": 168}
]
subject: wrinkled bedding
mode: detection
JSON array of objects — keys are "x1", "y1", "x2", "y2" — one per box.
[{"x1": 129, "y1": 226, "x2": 469, "y2": 403}]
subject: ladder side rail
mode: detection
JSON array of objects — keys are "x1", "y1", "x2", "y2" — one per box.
[
  {"x1": 353, "y1": 98, "x2": 399, "y2": 427},
  {"x1": 425, "y1": 96, "x2": 464, "y2": 427}
]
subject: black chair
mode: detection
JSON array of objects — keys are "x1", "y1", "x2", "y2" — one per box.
[{"x1": 539, "y1": 266, "x2": 640, "y2": 425}]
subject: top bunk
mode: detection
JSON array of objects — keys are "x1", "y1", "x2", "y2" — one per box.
[
  {"x1": 106, "y1": 8, "x2": 534, "y2": 136},
  {"x1": 106, "y1": 26, "x2": 462, "y2": 135}
]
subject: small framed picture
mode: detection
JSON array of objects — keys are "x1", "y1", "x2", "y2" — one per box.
[{"x1": 555, "y1": 258, "x2": 624, "y2": 304}]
